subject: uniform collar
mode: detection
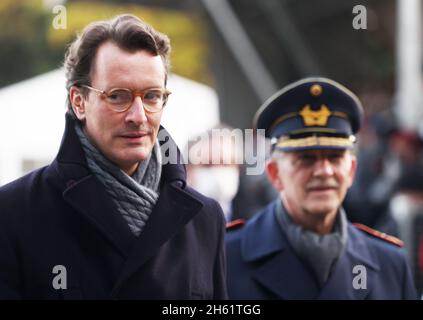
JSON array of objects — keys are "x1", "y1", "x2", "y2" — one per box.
[
  {"x1": 241, "y1": 200, "x2": 289, "y2": 262},
  {"x1": 239, "y1": 200, "x2": 381, "y2": 299}
]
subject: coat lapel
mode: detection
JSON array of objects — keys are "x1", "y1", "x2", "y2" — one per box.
[
  {"x1": 49, "y1": 114, "x2": 135, "y2": 258},
  {"x1": 318, "y1": 224, "x2": 380, "y2": 300},
  {"x1": 110, "y1": 182, "x2": 203, "y2": 296},
  {"x1": 62, "y1": 173, "x2": 135, "y2": 258},
  {"x1": 251, "y1": 248, "x2": 320, "y2": 299},
  {"x1": 243, "y1": 202, "x2": 320, "y2": 299},
  {"x1": 110, "y1": 127, "x2": 203, "y2": 295}
]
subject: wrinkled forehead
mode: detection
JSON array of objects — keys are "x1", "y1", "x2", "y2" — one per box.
[{"x1": 91, "y1": 42, "x2": 166, "y2": 86}]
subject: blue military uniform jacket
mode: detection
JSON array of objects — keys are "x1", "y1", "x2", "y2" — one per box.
[{"x1": 226, "y1": 201, "x2": 418, "y2": 299}]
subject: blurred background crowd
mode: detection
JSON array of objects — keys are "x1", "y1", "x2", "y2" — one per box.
[{"x1": 2, "y1": 0, "x2": 423, "y2": 296}]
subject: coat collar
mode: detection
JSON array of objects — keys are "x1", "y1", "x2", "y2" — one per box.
[
  {"x1": 48, "y1": 114, "x2": 135, "y2": 257},
  {"x1": 242, "y1": 201, "x2": 287, "y2": 262},
  {"x1": 241, "y1": 201, "x2": 320, "y2": 299},
  {"x1": 241, "y1": 200, "x2": 381, "y2": 299},
  {"x1": 47, "y1": 114, "x2": 203, "y2": 288},
  {"x1": 110, "y1": 181, "x2": 203, "y2": 296},
  {"x1": 317, "y1": 224, "x2": 379, "y2": 299}
]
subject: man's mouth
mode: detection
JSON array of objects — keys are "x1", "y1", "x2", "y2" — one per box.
[
  {"x1": 306, "y1": 182, "x2": 339, "y2": 192},
  {"x1": 119, "y1": 131, "x2": 151, "y2": 143},
  {"x1": 308, "y1": 186, "x2": 337, "y2": 192},
  {"x1": 121, "y1": 131, "x2": 150, "y2": 138}
]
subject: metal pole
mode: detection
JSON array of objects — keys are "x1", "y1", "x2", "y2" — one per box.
[
  {"x1": 201, "y1": 0, "x2": 278, "y2": 102},
  {"x1": 259, "y1": 0, "x2": 321, "y2": 76},
  {"x1": 395, "y1": 0, "x2": 423, "y2": 130}
]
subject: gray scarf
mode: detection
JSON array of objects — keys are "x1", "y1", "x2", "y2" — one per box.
[
  {"x1": 275, "y1": 200, "x2": 348, "y2": 288},
  {"x1": 74, "y1": 123, "x2": 162, "y2": 237}
]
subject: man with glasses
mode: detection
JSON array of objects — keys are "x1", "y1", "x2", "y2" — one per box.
[
  {"x1": 226, "y1": 78, "x2": 417, "y2": 299},
  {"x1": 0, "y1": 14, "x2": 227, "y2": 299}
]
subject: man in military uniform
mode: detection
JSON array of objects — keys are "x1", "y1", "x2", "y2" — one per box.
[{"x1": 226, "y1": 77, "x2": 417, "y2": 299}]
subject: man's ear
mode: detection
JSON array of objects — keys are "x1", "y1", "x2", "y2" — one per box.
[
  {"x1": 266, "y1": 159, "x2": 284, "y2": 192},
  {"x1": 347, "y1": 153, "x2": 358, "y2": 188},
  {"x1": 69, "y1": 86, "x2": 86, "y2": 121}
]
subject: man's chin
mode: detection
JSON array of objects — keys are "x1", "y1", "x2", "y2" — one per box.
[
  {"x1": 305, "y1": 202, "x2": 338, "y2": 217},
  {"x1": 127, "y1": 147, "x2": 154, "y2": 161}
]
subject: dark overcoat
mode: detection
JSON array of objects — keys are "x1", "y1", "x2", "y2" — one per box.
[
  {"x1": 0, "y1": 114, "x2": 227, "y2": 300},
  {"x1": 226, "y1": 201, "x2": 417, "y2": 299}
]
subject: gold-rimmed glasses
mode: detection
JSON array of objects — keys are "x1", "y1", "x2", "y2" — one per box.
[{"x1": 81, "y1": 85, "x2": 171, "y2": 113}]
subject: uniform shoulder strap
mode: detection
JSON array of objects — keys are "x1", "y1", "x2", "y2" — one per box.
[
  {"x1": 353, "y1": 223, "x2": 404, "y2": 247},
  {"x1": 226, "y1": 219, "x2": 246, "y2": 231}
]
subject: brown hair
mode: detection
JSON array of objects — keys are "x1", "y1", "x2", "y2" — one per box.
[{"x1": 64, "y1": 14, "x2": 171, "y2": 114}]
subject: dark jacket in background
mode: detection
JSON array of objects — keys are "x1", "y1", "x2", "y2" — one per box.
[{"x1": 0, "y1": 114, "x2": 227, "y2": 300}]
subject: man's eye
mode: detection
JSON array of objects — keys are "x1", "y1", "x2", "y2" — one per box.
[
  {"x1": 107, "y1": 91, "x2": 131, "y2": 103},
  {"x1": 144, "y1": 91, "x2": 162, "y2": 102},
  {"x1": 328, "y1": 153, "x2": 343, "y2": 161},
  {"x1": 297, "y1": 155, "x2": 316, "y2": 164},
  {"x1": 301, "y1": 154, "x2": 315, "y2": 160}
]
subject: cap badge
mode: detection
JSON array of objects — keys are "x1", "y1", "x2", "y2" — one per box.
[
  {"x1": 299, "y1": 105, "x2": 331, "y2": 126},
  {"x1": 310, "y1": 84, "x2": 322, "y2": 96}
]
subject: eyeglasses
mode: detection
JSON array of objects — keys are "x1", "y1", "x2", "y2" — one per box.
[{"x1": 81, "y1": 85, "x2": 171, "y2": 113}]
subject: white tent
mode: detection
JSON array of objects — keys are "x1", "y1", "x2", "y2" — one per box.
[{"x1": 0, "y1": 69, "x2": 219, "y2": 186}]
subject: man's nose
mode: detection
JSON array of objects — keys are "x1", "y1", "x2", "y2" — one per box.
[
  {"x1": 312, "y1": 157, "x2": 334, "y2": 177},
  {"x1": 125, "y1": 96, "x2": 148, "y2": 125}
]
